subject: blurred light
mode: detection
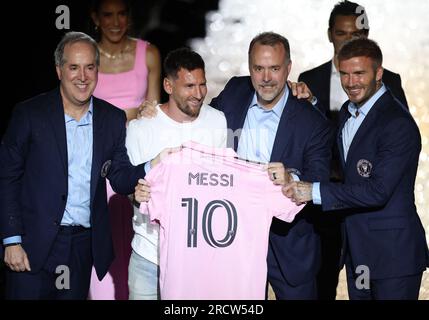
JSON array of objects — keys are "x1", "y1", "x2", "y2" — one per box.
[{"x1": 191, "y1": 0, "x2": 429, "y2": 300}]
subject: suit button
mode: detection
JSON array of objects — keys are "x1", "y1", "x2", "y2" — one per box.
[
  {"x1": 53, "y1": 220, "x2": 59, "y2": 226},
  {"x1": 61, "y1": 195, "x2": 66, "y2": 201},
  {"x1": 9, "y1": 216, "x2": 15, "y2": 226}
]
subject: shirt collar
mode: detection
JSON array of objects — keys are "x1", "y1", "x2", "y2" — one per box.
[
  {"x1": 65, "y1": 98, "x2": 94, "y2": 124},
  {"x1": 347, "y1": 84, "x2": 387, "y2": 118},
  {"x1": 250, "y1": 86, "x2": 289, "y2": 117},
  {"x1": 181, "y1": 141, "x2": 238, "y2": 158},
  {"x1": 331, "y1": 59, "x2": 339, "y2": 76}
]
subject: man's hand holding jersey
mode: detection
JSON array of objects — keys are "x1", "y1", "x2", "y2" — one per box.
[
  {"x1": 134, "y1": 147, "x2": 182, "y2": 204},
  {"x1": 150, "y1": 147, "x2": 182, "y2": 168},
  {"x1": 282, "y1": 181, "x2": 313, "y2": 206},
  {"x1": 134, "y1": 179, "x2": 151, "y2": 203},
  {"x1": 265, "y1": 162, "x2": 294, "y2": 186},
  {"x1": 265, "y1": 162, "x2": 313, "y2": 206}
]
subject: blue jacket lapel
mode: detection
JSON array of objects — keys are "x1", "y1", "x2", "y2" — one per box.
[
  {"x1": 47, "y1": 88, "x2": 68, "y2": 178},
  {"x1": 270, "y1": 93, "x2": 298, "y2": 162},
  {"x1": 232, "y1": 83, "x2": 256, "y2": 151},
  {"x1": 90, "y1": 97, "x2": 106, "y2": 204},
  {"x1": 337, "y1": 102, "x2": 351, "y2": 168},
  {"x1": 345, "y1": 92, "x2": 387, "y2": 164}
]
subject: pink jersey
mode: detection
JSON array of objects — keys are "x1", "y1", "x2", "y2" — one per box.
[{"x1": 140, "y1": 141, "x2": 304, "y2": 299}]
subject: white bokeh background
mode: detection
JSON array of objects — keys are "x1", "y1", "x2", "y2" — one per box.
[{"x1": 191, "y1": 0, "x2": 429, "y2": 299}]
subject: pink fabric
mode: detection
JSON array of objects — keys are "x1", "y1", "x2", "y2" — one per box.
[
  {"x1": 89, "y1": 182, "x2": 133, "y2": 300},
  {"x1": 89, "y1": 39, "x2": 149, "y2": 300},
  {"x1": 93, "y1": 39, "x2": 148, "y2": 109},
  {"x1": 141, "y1": 141, "x2": 304, "y2": 300}
]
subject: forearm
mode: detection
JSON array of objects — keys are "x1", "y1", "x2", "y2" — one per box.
[
  {"x1": 108, "y1": 162, "x2": 146, "y2": 195},
  {"x1": 320, "y1": 180, "x2": 391, "y2": 211},
  {"x1": 0, "y1": 178, "x2": 25, "y2": 238}
]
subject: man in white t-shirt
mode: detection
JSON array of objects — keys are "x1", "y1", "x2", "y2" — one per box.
[{"x1": 125, "y1": 47, "x2": 227, "y2": 300}]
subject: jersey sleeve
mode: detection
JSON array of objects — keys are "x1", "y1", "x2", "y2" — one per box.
[
  {"x1": 264, "y1": 178, "x2": 305, "y2": 222},
  {"x1": 139, "y1": 161, "x2": 169, "y2": 224}
]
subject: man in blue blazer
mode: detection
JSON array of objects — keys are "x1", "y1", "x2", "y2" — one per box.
[
  {"x1": 297, "y1": 1, "x2": 409, "y2": 300},
  {"x1": 210, "y1": 32, "x2": 333, "y2": 299},
  {"x1": 285, "y1": 38, "x2": 429, "y2": 299},
  {"x1": 0, "y1": 32, "x2": 146, "y2": 299},
  {"x1": 299, "y1": 0, "x2": 408, "y2": 121}
]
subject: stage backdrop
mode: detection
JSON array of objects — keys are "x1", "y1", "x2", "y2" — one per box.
[{"x1": 191, "y1": 0, "x2": 429, "y2": 300}]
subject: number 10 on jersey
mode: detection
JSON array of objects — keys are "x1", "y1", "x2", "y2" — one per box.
[{"x1": 182, "y1": 198, "x2": 238, "y2": 248}]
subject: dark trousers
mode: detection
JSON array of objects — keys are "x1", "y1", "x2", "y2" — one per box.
[
  {"x1": 345, "y1": 258, "x2": 423, "y2": 300},
  {"x1": 6, "y1": 226, "x2": 92, "y2": 300},
  {"x1": 0, "y1": 260, "x2": 5, "y2": 299},
  {"x1": 314, "y1": 213, "x2": 343, "y2": 300},
  {"x1": 267, "y1": 248, "x2": 317, "y2": 300},
  {"x1": 314, "y1": 154, "x2": 344, "y2": 300}
]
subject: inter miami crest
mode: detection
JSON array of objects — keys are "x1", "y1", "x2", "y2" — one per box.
[
  {"x1": 101, "y1": 160, "x2": 112, "y2": 178},
  {"x1": 357, "y1": 159, "x2": 372, "y2": 178}
]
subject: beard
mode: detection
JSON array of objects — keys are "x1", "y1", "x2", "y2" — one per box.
[
  {"x1": 254, "y1": 81, "x2": 286, "y2": 107},
  {"x1": 177, "y1": 100, "x2": 202, "y2": 118},
  {"x1": 257, "y1": 89, "x2": 279, "y2": 104},
  {"x1": 345, "y1": 81, "x2": 377, "y2": 106}
]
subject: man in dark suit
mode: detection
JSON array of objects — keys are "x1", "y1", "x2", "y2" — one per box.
[
  {"x1": 285, "y1": 38, "x2": 429, "y2": 300},
  {"x1": 297, "y1": 1, "x2": 409, "y2": 300},
  {"x1": 0, "y1": 32, "x2": 146, "y2": 299},
  {"x1": 299, "y1": 0, "x2": 408, "y2": 122},
  {"x1": 210, "y1": 32, "x2": 333, "y2": 299}
]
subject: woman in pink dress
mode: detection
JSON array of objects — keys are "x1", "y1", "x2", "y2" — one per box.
[{"x1": 89, "y1": 0, "x2": 161, "y2": 300}]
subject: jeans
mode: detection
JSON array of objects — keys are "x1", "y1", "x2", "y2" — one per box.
[{"x1": 128, "y1": 250, "x2": 159, "y2": 300}]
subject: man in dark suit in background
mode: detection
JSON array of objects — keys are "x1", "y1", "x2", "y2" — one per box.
[
  {"x1": 298, "y1": 0, "x2": 409, "y2": 299},
  {"x1": 210, "y1": 32, "x2": 333, "y2": 299},
  {"x1": 299, "y1": 0, "x2": 408, "y2": 121},
  {"x1": 0, "y1": 32, "x2": 146, "y2": 299},
  {"x1": 285, "y1": 38, "x2": 428, "y2": 300}
]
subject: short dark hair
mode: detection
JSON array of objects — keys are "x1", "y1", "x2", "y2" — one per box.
[
  {"x1": 163, "y1": 47, "x2": 205, "y2": 79},
  {"x1": 338, "y1": 38, "x2": 382, "y2": 68},
  {"x1": 329, "y1": 0, "x2": 369, "y2": 34},
  {"x1": 248, "y1": 32, "x2": 290, "y2": 62}
]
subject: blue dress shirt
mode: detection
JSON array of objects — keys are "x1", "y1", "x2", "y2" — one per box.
[
  {"x1": 61, "y1": 101, "x2": 94, "y2": 227},
  {"x1": 237, "y1": 88, "x2": 288, "y2": 163}
]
